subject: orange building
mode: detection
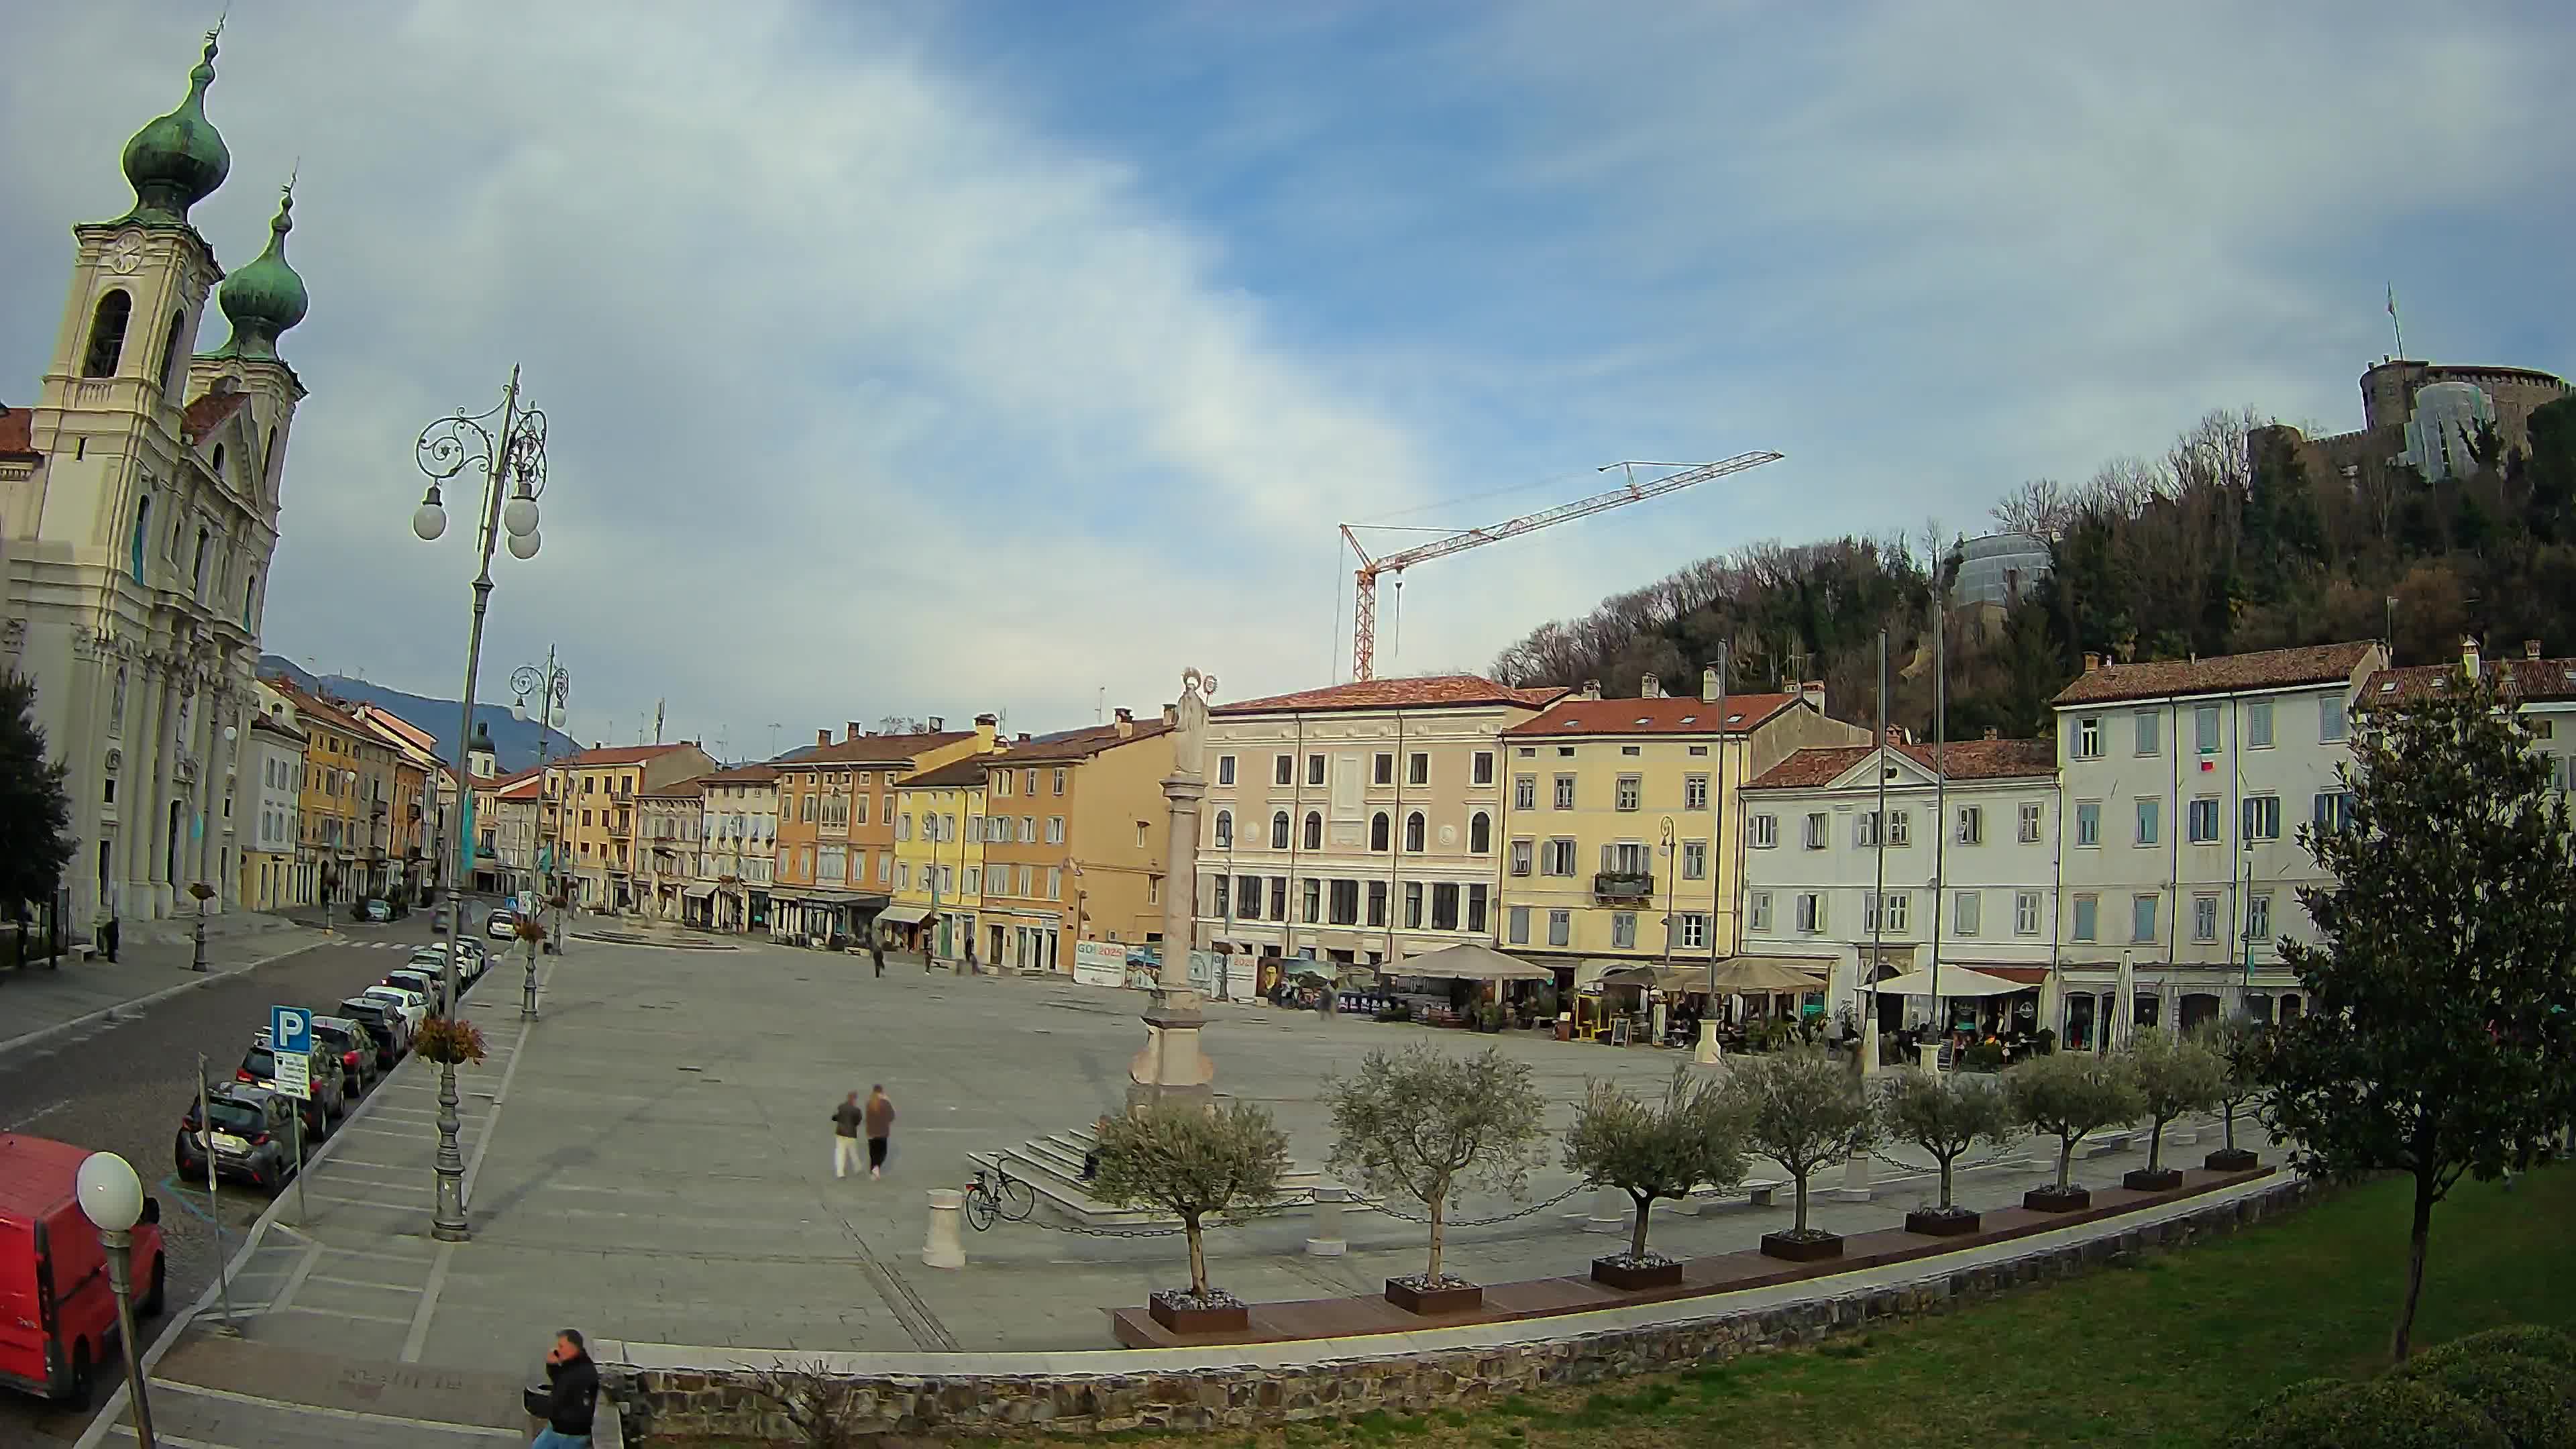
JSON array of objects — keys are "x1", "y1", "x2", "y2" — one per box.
[
  {"x1": 769, "y1": 716, "x2": 996, "y2": 945},
  {"x1": 977, "y1": 708, "x2": 1173, "y2": 974}
]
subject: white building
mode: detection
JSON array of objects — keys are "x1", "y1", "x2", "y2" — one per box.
[
  {"x1": 2366, "y1": 638, "x2": 2576, "y2": 791},
  {"x1": 2049, "y1": 641, "x2": 2386, "y2": 1041},
  {"x1": 0, "y1": 32, "x2": 308, "y2": 927},
  {"x1": 1738, "y1": 735, "x2": 2061, "y2": 1036},
  {"x1": 696, "y1": 763, "x2": 778, "y2": 932},
  {"x1": 238, "y1": 709, "x2": 305, "y2": 911}
]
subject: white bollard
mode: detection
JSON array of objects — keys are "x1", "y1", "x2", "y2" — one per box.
[
  {"x1": 1695, "y1": 1019, "x2": 1723, "y2": 1066},
  {"x1": 1830, "y1": 1148, "x2": 1874, "y2": 1203},
  {"x1": 1584, "y1": 1184, "x2": 1627, "y2": 1234},
  {"x1": 1304, "y1": 1185, "x2": 1348, "y2": 1257},
  {"x1": 922, "y1": 1188, "x2": 966, "y2": 1269}
]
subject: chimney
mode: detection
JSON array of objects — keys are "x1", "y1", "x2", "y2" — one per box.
[
  {"x1": 816, "y1": 729, "x2": 830, "y2": 748},
  {"x1": 2083, "y1": 651, "x2": 2102, "y2": 674},
  {"x1": 1017, "y1": 733, "x2": 1032, "y2": 744},
  {"x1": 2526, "y1": 639, "x2": 2544, "y2": 661},
  {"x1": 927, "y1": 716, "x2": 945, "y2": 732},
  {"x1": 1800, "y1": 679, "x2": 1826, "y2": 713},
  {"x1": 1884, "y1": 724, "x2": 1906, "y2": 746},
  {"x1": 1580, "y1": 680, "x2": 1602, "y2": 700},
  {"x1": 973, "y1": 712, "x2": 998, "y2": 750},
  {"x1": 1114, "y1": 706, "x2": 1135, "y2": 739},
  {"x1": 2462, "y1": 635, "x2": 2481, "y2": 682},
  {"x1": 847, "y1": 721, "x2": 863, "y2": 741},
  {"x1": 1983, "y1": 727, "x2": 2000, "y2": 741},
  {"x1": 1640, "y1": 672, "x2": 1662, "y2": 698},
  {"x1": 1700, "y1": 666, "x2": 1719, "y2": 704}
]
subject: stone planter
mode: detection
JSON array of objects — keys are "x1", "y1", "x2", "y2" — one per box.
[
  {"x1": 1904, "y1": 1207, "x2": 1981, "y2": 1237},
  {"x1": 2023, "y1": 1184, "x2": 2092, "y2": 1213},
  {"x1": 2122, "y1": 1167, "x2": 2184, "y2": 1193},
  {"x1": 1589, "y1": 1255, "x2": 1684, "y2": 1291},
  {"x1": 1384, "y1": 1277, "x2": 1483, "y2": 1315},
  {"x1": 1147, "y1": 1290, "x2": 1248, "y2": 1336},
  {"x1": 2204, "y1": 1147, "x2": 2260, "y2": 1173},
  {"x1": 1759, "y1": 1230, "x2": 1843, "y2": 1263}
]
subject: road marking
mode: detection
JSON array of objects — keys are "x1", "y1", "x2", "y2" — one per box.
[
  {"x1": 5, "y1": 1096, "x2": 72, "y2": 1131},
  {"x1": 400, "y1": 1242, "x2": 454, "y2": 1362},
  {"x1": 307, "y1": 1272, "x2": 428, "y2": 1293},
  {"x1": 303, "y1": 1191, "x2": 431, "y2": 1210},
  {"x1": 266, "y1": 1242, "x2": 327, "y2": 1316},
  {"x1": 111, "y1": 1428, "x2": 240, "y2": 1448},
  {"x1": 274, "y1": 1303, "x2": 419, "y2": 1326},
  {"x1": 147, "y1": 1379, "x2": 520, "y2": 1437}
]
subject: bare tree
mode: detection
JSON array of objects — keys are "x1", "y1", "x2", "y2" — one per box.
[
  {"x1": 1991, "y1": 477, "x2": 2075, "y2": 543},
  {"x1": 744, "y1": 1359, "x2": 865, "y2": 1449},
  {"x1": 1326, "y1": 1045, "x2": 1548, "y2": 1287}
]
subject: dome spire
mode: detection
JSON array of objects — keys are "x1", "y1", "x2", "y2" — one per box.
[
  {"x1": 208, "y1": 178, "x2": 308, "y2": 363},
  {"x1": 116, "y1": 25, "x2": 232, "y2": 227}
]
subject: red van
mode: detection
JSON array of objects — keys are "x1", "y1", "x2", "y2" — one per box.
[{"x1": 0, "y1": 1134, "x2": 167, "y2": 1403}]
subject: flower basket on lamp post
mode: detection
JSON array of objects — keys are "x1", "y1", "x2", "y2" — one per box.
[
  {"x1": 514, "y1": 916, "x2": 546, "y2": 1020},
  {"x1": 415, "y1": 1017, "x2": 488, "y2": 1067},
  {"x1": 187, "y1": 881, "x2": 215, "y2": 972}
]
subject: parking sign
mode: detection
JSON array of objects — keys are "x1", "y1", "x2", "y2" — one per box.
[
  {"x1": 272, "y1": 1005, "x2": 312, "y2": 1055},
  {"x1": 273, "y1": 1049, "x2": 311, "y2": 1099}
]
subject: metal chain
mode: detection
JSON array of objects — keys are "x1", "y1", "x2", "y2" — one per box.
[{"x1": 1354, "y1": 1181, "x2": 1587, "y2": 1228}]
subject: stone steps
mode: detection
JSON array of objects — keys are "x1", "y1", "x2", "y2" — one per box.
[{"x1": 972, "y1": 1126, "x2": 1326, "y2": 1229}]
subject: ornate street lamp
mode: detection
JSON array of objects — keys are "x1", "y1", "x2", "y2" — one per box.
[
  {"x1": 76, "y1": 1152, "x2": 156, "y2": 1447},
  {"x1": 510, "y1": 653, "x2": 570, "y2": 1020},
  {"x1": 410, "y1": 368, "x2": 548, "y2": 1242}
]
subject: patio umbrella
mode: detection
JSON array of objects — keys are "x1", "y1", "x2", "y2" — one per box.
[
  {"x1": 1596, "y1": 963, "x2": 1704, "y2": 994},
  {"x1": 1285, "y1": 961, "x2": 1340, "y2": 982},
  {"x1": 1868, "y1": 965, "x2": 2023, "y2": 998},
  {"x1": 1397, "y1": 942, "x2": 1554, "y2": 981},
  {"x1": 1702, "y1": 956, "x2": 1831, "y2": 995}
]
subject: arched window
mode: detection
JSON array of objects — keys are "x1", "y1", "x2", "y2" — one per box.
[
  {"x1": 1469, "y1": 811, "x2": 1491, "y2": 854},
  {"x1": 1302, "y1": 811, "x2": 1322, "y2": 851},
  {"x1": 1270, "y1": 810, "x2": 1290, "y2": 850},
  {"x1": 193, "y1": 526, "x2": 211, "y2": 597},
  {"x1": 1213, "y1": 809, "x2": 1232, "y2": 849},
  {"x1": 158, "y1": 311, "x2": 186, "y2": 394},
  {"x1": 211, "y1": 443, "x2": 226, "y2": 479},
  {"x1": 83, "y1": 290, "x2": 131, "y2": 378},
  {"x1": 1370, "y1": 812, "x2": 1390, "y2": 852},
  {"x1": 128, "y1": 494, "x2": 151, "y2": 581},
  {"x1": 242, "y1": 572, "x2": 258, "y2": 628},
  {"x1": 1405, "y1": 811, "x2": 1426, "y2": 853}
]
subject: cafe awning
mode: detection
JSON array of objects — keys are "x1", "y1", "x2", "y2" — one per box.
[
  {"x1": 683, "y1": 882, "x2": 718, "y2": 900},
  {"x1": 1702, "y1": 955, "x2": 1833, "y2": 995},
  {"x1": 875, "y1": 904, "x2": 933, "y2": 926},
  {"x1": 1593, "y1": 963, "x2": 1705, "y2": 994},
  {"x1": 1868, "y1": 965, "x2": 2025, "y2": 998},
  {"x1": 1392, "y1": 943, "x2": 1554, "y2": 982}
]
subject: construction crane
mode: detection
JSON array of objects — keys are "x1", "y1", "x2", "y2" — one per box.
[{"x1": 1339, "y1": 451, "x2": 1784, "y2": 680}]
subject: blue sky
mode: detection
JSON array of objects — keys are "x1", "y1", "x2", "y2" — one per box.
[{"x1": 5, "y1": 1, "x2": 2571, "y2": 753}]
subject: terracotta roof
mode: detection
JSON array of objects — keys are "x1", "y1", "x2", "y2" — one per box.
[
  {"x1": 2050, "y1": 642, "x2": 2379, "y2": 706},
  {"x1": 795, "y1": 730, "x2": 975, "y2": 765},
  {"x1": 639, "y1": 777, "x2": 706, "y2": 799},
  {"x1": 480, "y1": 765, "x2": 543, "y2": 790},
  {"x1": 1504, "y1": 694, "x2": 1799, "y2": 737},
  {"x1": 898, "y1": 758, "x2": 991, "y2": 790},
  {"x1": 263, "y1": 677, "x2": 366, "y2": 736},
  {"x1": 354, "y1": 703, "x2": 440, "y2": 758},
  {"x1": 1216, "y1": 675, "x2": 1565, "y2": 716},
  {"x1": 699, "y1": 764, "x2": 780, "y2": 785},
  {"x1": 248, "y1": 712, "x2": 305, "y2": 743},
  {"x1": 180, "y1": 390, "x2": 250, "y2": 443},
  {"x1": 1748, "y1": 737, "x2": 2057, "y2": 791},
  {"x1": 2365, "y1": 655, "x2": 2576, "y2": 707},
  {"x1": 989, "y1": 719, "x2": 1173, "y2": 763},
  {"x1": 0, "y1": 404, "x2": 36, "y2": 460},
  {"x1": 559, "y1": 743, "x2": 699, "y2": 767},
  {"x1": 496, "y1": 773, "x2": 545, "y2": 800}
]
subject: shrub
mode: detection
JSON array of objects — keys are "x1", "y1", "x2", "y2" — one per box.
[
  {"x1": 2390, "y1": 1350, "x2": 2576, "y2": 1448},
  {"x1": 414, "y1": 1017, "x2": 488, "y2": 1066},
  {"x1": 2233, "y1": 1377, "x2": 2510, "y2": 1449},
  {"x1": 2416, "y1": 1326, "x2": 2576, "y2": 1375}
]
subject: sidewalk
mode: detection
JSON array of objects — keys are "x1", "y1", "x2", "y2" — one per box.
[{"x1": 0, "y1": 915, "x2": 327, "y2": 1057}]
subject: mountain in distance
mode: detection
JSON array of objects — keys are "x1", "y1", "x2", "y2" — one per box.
[{"x1": 258, "y1": 654, "x2": 579, "y2": 775}]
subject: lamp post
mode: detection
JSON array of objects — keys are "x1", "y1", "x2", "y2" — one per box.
[
  {"x1": 411, "y1": 366, "x2": 549, "y2": 1242},
  {"x1": 513, "y1": 651, "x2": 571, "y2": 1016},
  {"x1": 76, "y1": 1151, "x2": 155, "y2": 1448},
  {"x1": 187, "y1": 881, "x2": 213, "y2": 971}
]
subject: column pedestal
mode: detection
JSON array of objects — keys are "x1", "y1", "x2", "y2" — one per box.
[{"x1": 1126, "y1": 990, "x2": 1215, "y2": 1113}]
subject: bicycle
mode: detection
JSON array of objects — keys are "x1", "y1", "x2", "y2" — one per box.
[{"x1": 961, "y1": 1165, "x2": 1038, "y2": 1231}]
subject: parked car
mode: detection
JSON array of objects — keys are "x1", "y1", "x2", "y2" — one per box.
[
  {"x1": 310, "y1": 1016, "x2": 378, "y2": 1095},
  {"x1": 382, "y1": 969, "x2": 449, "y2": 1014},
  {"x1": 362, "y1": 984, "x2": 430, "y2": 1036},
  {"x1": 410, "y1": 942, "x2": 486, "y2": 985},
  {"x1": 174, "y1": 1085, "x2": 301, "y2": 1194},
  {"x1": 1, "y1": 1131, "x2": 168, "y2": 1403},
  {"x1": 454, "y1": 938, "x2": 489, "y2": 979},
  {"x1": 237, "y1": 1035, "x2": 341, "y2": 1138},
  {"x1": 337, "y1": 998, "x2": 410, "y2": 1063},
  {"x1": 363, "y1": 898, "x2": 392, "y2": 923},
  {"x1": 486, "y1": 907, "x2": 519, "y2": 942}
]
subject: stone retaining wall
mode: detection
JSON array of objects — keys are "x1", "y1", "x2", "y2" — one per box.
[{"x1": 613, "y1": 1178, "x2": 2312, "y2": 1443}]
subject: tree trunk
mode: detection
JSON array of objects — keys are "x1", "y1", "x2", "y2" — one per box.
[
  {"x1": 2148, "y1": 1118, "x2": 2166, "y2": 1173},
  {"x1": 2393, "y1": 1169, "x2": 2436, "y2": 1363},
  {"x1": 1426, "y1": 1197, "x2": 1447, "y2": 1283},
  {"x1": 2222, "y1": 1103, "x2": 2237, "y2": 1152},
  {"x1": 2056, "y1": 1137, "x2": 2076, "y2": 1191},
  {"x1": 1937, "y1": 1155, "x2": 1956, "y2": 1211},
  {"x1": 1629, "y1": 1191, "x2": 1654, "y2": 1258},
  {"x1": 1792, "y1": 1173, "x2": 1811, "y2": 1233},
  {"x1": 1185, "y1": 1215, "x2": 1209, "y2": 1299}
]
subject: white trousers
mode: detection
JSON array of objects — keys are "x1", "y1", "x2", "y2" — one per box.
[{"x1": 834, "y1": 1137, "x2": 862, "y2": 1179}]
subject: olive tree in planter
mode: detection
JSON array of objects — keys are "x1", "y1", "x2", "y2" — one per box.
[
  {"x1": 1090, "y1": 1102, "x2": 1291, "y2": 1335},
  {"x1": 1878, "y1": 1067, "x2": 2017, "y2": 1236},
  {"x1": 1326, "y1": 1044, "x2": 1547, "y2": 1314},
  {"x1": 2200, "y1": 1017, "x2": 2271, "y2": 1172},
  {"x1": 1727, "y1": 1046, "x2": 1876, "y2": 1261},
  {"x1": 1562, "y1": 1065, "x2": 1748, "y2": 1289},
  {"x1": 2004, "y1": 1049, "x2": 2142, "y2": 1212},
  {"x1": 2123, "y1": 1028, "x2": 2228, "y2": 1190}
]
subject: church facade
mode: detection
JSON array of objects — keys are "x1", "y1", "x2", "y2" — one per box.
[{"x1": 0, "y1": 29, "x2": 311, "y2": 928}]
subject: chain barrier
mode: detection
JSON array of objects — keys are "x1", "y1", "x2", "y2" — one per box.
[{"x1": 1351, "y1": 1181, "x2": 1587, "y2": 1228}]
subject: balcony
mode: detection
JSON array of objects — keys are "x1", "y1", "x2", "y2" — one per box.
[
  {"x1": 1593, "y1": 871, "x2": 1656, "y2": 902},
  {"x1": 607, "y1": 818, "x2": 632, "y2": 839}
]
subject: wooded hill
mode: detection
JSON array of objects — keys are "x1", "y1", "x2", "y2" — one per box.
[{"x1": 1488, "y1": 395, "x2": 2576, "y2": 741}]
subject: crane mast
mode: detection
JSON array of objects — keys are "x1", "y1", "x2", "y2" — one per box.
[{"x1": 1342, "y1": 451, "x2": 1783, "y2": 680}]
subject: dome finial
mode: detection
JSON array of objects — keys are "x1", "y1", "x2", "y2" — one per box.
[
  {"x1": 207, "y1": 177, "x2": 308, "y2": 364},
  {"x1": 116, "y1": 25, "x2": 233, "y2": 227}
]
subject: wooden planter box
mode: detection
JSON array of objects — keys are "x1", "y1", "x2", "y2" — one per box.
[
  {"x1": 1147, "y1": 1291, "x2": 1248, "y2": 1335},
  {"x1": 1385, "y1": 1277, "x2": 1483, "y2": 1315},
  {"x1": 1759, "y1": 1231, "x2": 1843, "y2": 1263},
  {"x1": 1904, "y1": 1208, "x2": 1981, "y2": 1237},
  {"x1": 2204, "y1": 1147, "x2": 2259, "y2": 1173},
  {"x1": 2122, "y1": 1167, "x2": 2185, "y2": 1192},
  {"x1": 2023, "y1": 1185, "x2": 2092, "y2": 1213},
  {"x1": 1590, "y1": 1256, "x2": 1685, "y2": 1291}
]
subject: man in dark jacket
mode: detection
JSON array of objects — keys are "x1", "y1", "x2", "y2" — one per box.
[{"x1": 531, "y1": 1328, "x2": 598, "y2": 1446}]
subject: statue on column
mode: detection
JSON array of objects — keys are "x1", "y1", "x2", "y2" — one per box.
[{"x1": 1172, "y1": 668, "x2": 1216, "y2": 780}]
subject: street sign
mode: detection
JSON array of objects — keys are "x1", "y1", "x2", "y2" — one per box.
[
  {"x1": 273, "y1": 1051, "x2": 311, "y2": 1100},
  {"x1": 271, "y1": 1006, "x2": 312, "y2": 1056}
]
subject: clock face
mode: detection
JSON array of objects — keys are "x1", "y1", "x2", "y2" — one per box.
[{"x1": 107, "y1": 233, "x2": 144, "y2": 275}]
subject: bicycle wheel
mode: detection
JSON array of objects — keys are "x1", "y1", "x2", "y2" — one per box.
[
  {"x1": 1000, "y1": 1174, "x2": 1038, "y2": 1222},
  {"x1": 963, "y1": 1188, "x2": 997, "y2": 1232}
]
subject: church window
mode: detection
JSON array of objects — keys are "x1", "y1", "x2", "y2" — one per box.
[
  {"x1": 83, "y1": 290, "x2": 131, "y2": 377},
  {"x1": 193, "y1": 527, "x2": 211, "y2": 598},
  {"x1": 244, "y1": 572, "x2": 257, "y2": 628},
  {"x1": 211, "y1": 443, "x2": 226, "y2": 480},
  {"x1": 129, "y1": 495, "x2": 151, "y2": 582},
  {"x1": 158, "y1": 311, "x2": 186, "y2": 394}
]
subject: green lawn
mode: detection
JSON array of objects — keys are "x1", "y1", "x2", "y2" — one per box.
[{"x1": 1045, "y1": 1165, "x2": 2576, "y2": 1449}]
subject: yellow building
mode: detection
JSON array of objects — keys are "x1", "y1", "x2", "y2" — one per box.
[
  {"x1": 262, "y1": 679, "x2": 394, "y2": 906},
  {"x1": 546, "y1": 742, "x2": 717, "y2": 913},
  {"x1": 886, "y1": 757, "x2": 989, "y2": 960},
  {"x1": 1496, "y1": 670, "x2": 1866, "y2": 982},
  {"x1": 986, "y1": 710, "x2": 1175, "y2": 972}
]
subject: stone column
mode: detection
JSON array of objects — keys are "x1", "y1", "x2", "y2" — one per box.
[
  {"x1": 147, "y1": 655, "x2": 185, "y2": 918},
  {"x1": 1128, "y1": 669, "x2": 1218, "y2": 1113}
]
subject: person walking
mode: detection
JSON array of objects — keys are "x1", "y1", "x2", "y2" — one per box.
[
  {"x1": 527, "y1": 1328, "x2": 598, "y2": 1446},
  {"x1": 832, "y1": 1091, "x2": 865, "y2": 1179},
  {"x1": 863, "y1": 1083, "x2": 896, "y2": 1180},
  {"x1": 871, "y1": 938, "x2": 885, "y2": 977}
]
